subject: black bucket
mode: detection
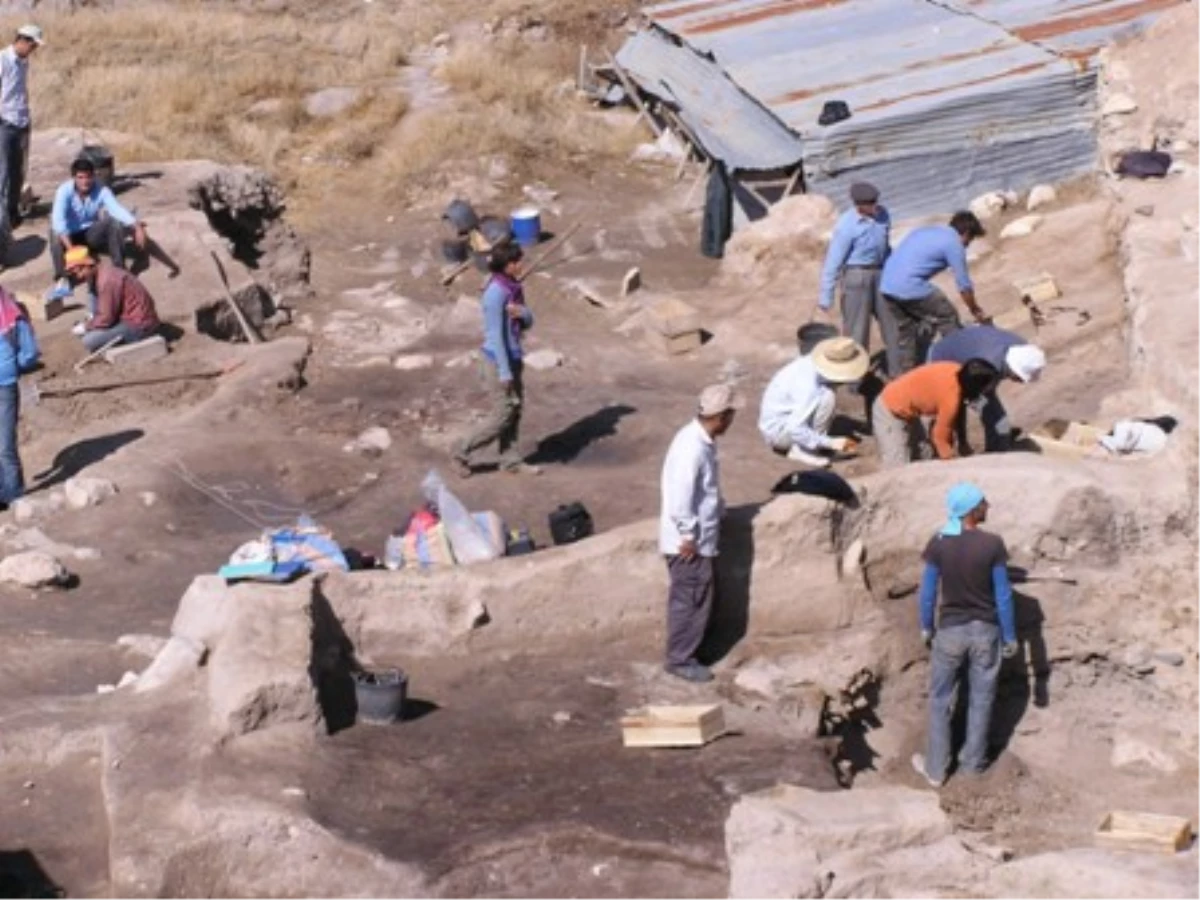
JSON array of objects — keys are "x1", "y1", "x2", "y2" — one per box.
[
  {"x1": 353, "y1": 668, "x2": 407, "y2": 725},
  {"x1": 798, "y1": 322, "x2": 838, "y2": 356},
  {"x1": 80, "y1": 144, "x2": 115, "y2": 188}
]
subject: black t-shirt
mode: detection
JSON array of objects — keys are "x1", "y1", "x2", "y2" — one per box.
[{"x1": 922, "y1": 529, "x2": 1008, "y2": 629}]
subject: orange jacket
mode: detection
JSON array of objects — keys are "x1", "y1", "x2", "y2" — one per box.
[{"x1": 880, "y1": 362, "x2": 963, "y2": 459}]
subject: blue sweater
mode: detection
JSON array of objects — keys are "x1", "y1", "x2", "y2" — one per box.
[
  {"x1": 0, "y1": 319, "x2": 38, "y2": 386},
  {"x1": 479, "y1": 275, "x2": 533, "y2": 382}
]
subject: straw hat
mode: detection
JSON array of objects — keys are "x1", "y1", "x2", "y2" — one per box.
[{"x1": 810, "y1": 337, "x2": 869, "y2": 382}]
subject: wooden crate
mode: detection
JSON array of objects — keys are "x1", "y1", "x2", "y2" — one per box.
[
  {"x1": 1013, "y1": 272, "x2": 1061, "y2": 304},
  {"x1": 1095, "y1": 811, "x2": 1193, "y2": 854},
  {"x1": 620, "y1": 704, "x2": 726, "y2": 748}
]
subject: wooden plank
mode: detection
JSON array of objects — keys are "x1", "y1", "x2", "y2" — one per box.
[
  {"x1": 741, "y1": 182, "x2": 773, "y2": 211},
  {"x1": 1029, "y1": 420, "x2": 1105, "y2": 460},
  {"x1": 1095, "y1": 811, "x2": 1192, "y2": 854},
  {"x1": 782, "y1": 165, "x2": 803, "y2": 197},
  {"x1": 606, "y1": 51, "x2": 662, "y2": 137},
  {"x1": 621, "y1": 704, "x2": 725, "y2": 747}
]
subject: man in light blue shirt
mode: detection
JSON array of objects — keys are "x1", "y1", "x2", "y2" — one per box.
[
  {"x1": 880, "y1": 211, "x2": 991, "y2": 376},
  {"x1": 48, "y1": 156, "x2": 146, "y2": 294},
  {"x1": 817, "y1": 182, "x2": 896, "y2": 369},
  {"x1": 0, "y1": 25, "x2": 41, "y2": 228}
]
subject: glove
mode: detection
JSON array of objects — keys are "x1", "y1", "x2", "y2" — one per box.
[
  {"x1": 921, "y1": 630, "x2": 933, "y2": 648},
  {"x1": 1002, "y1": 641, "x2": 1019, "y2": 659},
  {"x1": 829, "y1": 436, "x2": 858, "y2": 453}
]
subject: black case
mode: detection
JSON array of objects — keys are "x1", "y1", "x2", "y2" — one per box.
[{"x1": 548, "y1": 503, "x2": 594, "y2": 546}]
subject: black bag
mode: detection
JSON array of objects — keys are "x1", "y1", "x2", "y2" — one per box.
[
  {"x1": 1115, "y1": 150, "x2": 1172, "y2": 179},
  {"x1": 701, "y1": 162, "x2": 732, "y2": 260},
  {"x1": 818, "y1": 100, "x2": 851, "y2": 126},
  {"x1": 548, "y1": 502, "x2": 594, "y2": 546}
]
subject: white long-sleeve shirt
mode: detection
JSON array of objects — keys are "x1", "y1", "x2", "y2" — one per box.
[
  {"x1": 659, "y1": 419, "x2": 723, "y2": 557},
  {"x1": 758, "y1": 355, "x2": 835, "y2": 451}
]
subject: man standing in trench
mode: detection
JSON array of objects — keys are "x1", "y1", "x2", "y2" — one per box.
[
  {"x1": 659, "y1": 383, "x2": 742, "y2": 683},
  {"x1": 912, "y1": 482, "x2": 1018, "y2": 786}
]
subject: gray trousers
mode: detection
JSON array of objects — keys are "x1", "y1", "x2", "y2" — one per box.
[
  {"x1": 884, "y1": 286, "x2": 962, "y2": 376},
  {"x1": 458, "y1": 358, "x2": 524, "y2": 466},
  {"x1": 872, "y1": 395, "x2": 932, "y2": 468},
  {"x1": 50, "y1": 216, "x2": 127, "y2": 279},
  {"x1": 841, "y1": 267, "x2": 899, "y2": 373},
  {"x1": 665, "y1": 554, "x2": 715, "y2": 667}
]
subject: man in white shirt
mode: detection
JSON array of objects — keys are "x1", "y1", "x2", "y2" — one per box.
[
  {"x1": 659, "y1": 382, "x2": 742, "y2": 683},
  {"x1": 759, "y1": 334, "x2": 870, "y2": 468},
  {"x1": 0, "y1": 25, "x2": 41, "y2": 229}
]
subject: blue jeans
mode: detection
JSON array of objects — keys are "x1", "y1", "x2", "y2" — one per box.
[
  {"x1": 0, "y1": 382, "x2": 24, "y2": 504},
  {"x1": 926, "y1": 620, "x2": 1001, "y2": 780},
  {"x1": 81, "y1": 321, "x2": 148, "y2": 353}
]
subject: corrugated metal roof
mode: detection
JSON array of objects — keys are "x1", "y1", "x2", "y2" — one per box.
[
  {"x1": 615, "y1": 28, "x2": 804, "y2": 171},
  {"x1": 620, "y1": 0, "x2": 1177, "y2": 217}
]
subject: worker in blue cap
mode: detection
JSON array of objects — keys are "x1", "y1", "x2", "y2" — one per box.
[{"x1": 912, "y1": 482, "x2": 1017, "y2": 788}]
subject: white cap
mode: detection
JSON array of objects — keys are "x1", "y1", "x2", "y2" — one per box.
[
  {"x1": 698, "y1": 383, "x2": 744, "y2": 417},
  {"x1": 1004, "y1": 344, "x2": 1046, "y2": 382},
  {"x1": 16, "y1": 24, "x2": 44, "y2": 46}
]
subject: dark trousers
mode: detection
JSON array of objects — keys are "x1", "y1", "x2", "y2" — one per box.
[
  {"x1": 0, "y1": 122, "x2": 28, "y2": 224},
  {"x1": 50, "y1": 217, "x2": 127, "y2": 279},
  {"x1": 665, "y1": 554, "x2": 715, "y2": 667},
  {"x1": 0, "y1": 382, "x2": 24, "y2": 504},
  {"x1": 884, "y1": 286, "x2": 962, "y2": 376}
]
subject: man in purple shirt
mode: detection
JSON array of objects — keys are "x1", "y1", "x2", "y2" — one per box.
[{"x1": 880, "y1": 211, "x2": 991, "y2": 376}]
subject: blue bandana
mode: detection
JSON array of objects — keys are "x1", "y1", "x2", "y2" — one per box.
[{"x1": 941, "y1": 482, "x2": 985, "y2": 536}]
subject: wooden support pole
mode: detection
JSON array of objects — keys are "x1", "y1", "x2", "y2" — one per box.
[{"x1": 606, "y1": 51, "x2": 662, "y2": 137}]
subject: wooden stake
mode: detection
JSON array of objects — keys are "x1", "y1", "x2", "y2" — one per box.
[
  {"x1": 209, "y1": 251, "x2": 262, "y2": 345},
  {"x1": 40, "y1": 365, "x2": 235, "y2": 398},
  {"x1": 440, "y1": 258, "x2": 474, "y2": 287},
  {"x1": 74, "y1": 336, "x2": 122, "y2": 373},
  {"x1": 518, "y1": 221, "x2": 583, "y2": 282},
  {"x1": 607, "y1": 51, "x2": 662, "y2": 137}
]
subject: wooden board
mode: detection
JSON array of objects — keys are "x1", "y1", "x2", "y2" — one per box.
[
  {"x1": 1013, "y1": 272, "x2": 1061, "y2": 304},
  {"x1": 620, "y1": 704, "x2": 725, "y2": 748},
  {"x1": 1029, "y1": 420, "x2": 1105, "y2": 460},
  {"x1": 1095, "y1": 811, "x2": 1192, "y2": 854}
]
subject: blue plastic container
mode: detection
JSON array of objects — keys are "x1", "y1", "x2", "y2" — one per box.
[{"x1": 510, "y1": 207, "x2": 541, "y2": 247}]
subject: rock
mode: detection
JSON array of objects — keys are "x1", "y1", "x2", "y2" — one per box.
[
  {"x1": 134, "y1": 634, "x2": 206, "y2": 693},
  {"x1": 523, "y1": 348, "x2": 564, "y2": 370},
  {"x1": 393, "y1": 353, "x2": 434, "y2": 371},
  {"x1": 342, "y1": 426, "x2": 392, "y2": 456},
  {"x1": 64, "y1": 476, "x2": 118, "y2": 510},
  {"x1": 11, "y1": 497, "x2": 51, "y2": 523},
  {"x1": 621, "y1": 267, "x2": 641, "y2": 297},
  {"x1": 1102, "y1": 93, "x2": 1139, "y2": 116},
  {"x1": 552, "y1": 711, "x2": 572, "y2": 725},
  {"x1": 1026, "y1": 184, "x2": 1057, "y2": 211},
  {"x1": 1111, "y1": 733, "x2": 1179, "y2": 773},
  {"x1": 988, "y1": 848, "x2": 1197, "y2": 898},
  {"x1": 304, "y1": 86, "x2": 362, "y2": 118},
  {"x1": 1153, "y1": 649, "x2": 1185, "y2": 666},
  {"x1": 726, "y1": 784, "x2": 950, "y2": 898},
  {"x1": 841, "y1": 538, "x2": 865, "y2": 580},
  {"x1": 73, "y1": 547, "x2": 102, "y2": 561},
  {"x1": 117, "y1": 633, "x2": 170, "y2": 659},
  {"x1": 138, "y1": 491, "x2": 158, "y2": 508},
  {"x1": 968, "y1": 190, "x2": 1013, "y2": 221},
  {"x1": 522, "y1": 181, "x2": 559, "y2": 207},
  {"x1": 246, "y1": 98, "x2": 285, "y2": 120},
  {"x1": 0, "y1": 551, "x2": 69, "y2": 588},
  {"x1": 1000, "y1": 215, "x2": 1044, "y2": 240},
  {"x1": 1134, "y1": 204, "x2": 1155, "y2": 216},
  {"x1": 1120, "y1": 644, "x2": 1155, "y2": 674},
  {"x1": 116, "y1": 670, "x2": 139, "y2": 689},
  {"x1": 431, "y1": 32, "x2": 451, "y2": 47}
]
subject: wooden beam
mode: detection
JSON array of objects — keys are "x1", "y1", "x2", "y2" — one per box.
[
  {"x1": 577, "y1": 44, "x2": 588, "y2": 92},
  {"x1": 606, "y1": 51, "x2": 662, "y2": 137},
  {"x1": 740, "y1": 182, "x2": 773, "y2": 211},
  {"x1": 684, "y1": 160, "x2": 712, "y2": 207},
  {"x1": 782, "y1": 165, "x2": 803, "y2": 197}
]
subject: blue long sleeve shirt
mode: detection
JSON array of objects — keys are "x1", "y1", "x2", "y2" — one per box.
[
  {"x1": 0, "y1": 319, "x2": 39, "y2": 386},
  {"x1": 479, "y1": 277, "x2": 533, "y2": 382},
  {"x1": 51, "y1": 180, "x2": 137, "y2": 236},
  {"x1": 880, "y1": 225, "x2": 973, "y2": 302},
  {"x1": 818, "y1": 206, "x2": 891, "y2": 310},
  {"x1": 919, "y1": 560, "x2": 1016, "y2": 644},
  {"x1": 929, "y1": 325, "x2": 1024, "y2": 372}
]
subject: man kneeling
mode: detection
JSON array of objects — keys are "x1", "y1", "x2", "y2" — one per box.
[
  {"x1": 65, "y1": 247, "x2": 160, "y2": 352},
  {"x1": 758, "y1": 334, "x2": 869, "y2": 467}
]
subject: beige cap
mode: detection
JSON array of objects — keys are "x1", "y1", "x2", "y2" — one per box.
[
  {"x1": 698, "y1": 382, "x2": 744, "y2": 417},
  {"x1": 16, "y1": 25, "x2": 43, "y2": 45},
  {"x1": 811, "y1": 336, "x2": 870, "y2": 382}
]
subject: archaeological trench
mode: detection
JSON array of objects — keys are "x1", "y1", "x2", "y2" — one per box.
[{"x1": 0, "y1": 9, "x2": 1197, "y2": 900}]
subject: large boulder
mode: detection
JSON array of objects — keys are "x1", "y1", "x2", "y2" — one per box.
[
  {"x1": 0, "y1": 550, "x2": 69, "y2": 588},
  {"x1": 986, "y1": 848, "x2": 1198, "y2": 898}
]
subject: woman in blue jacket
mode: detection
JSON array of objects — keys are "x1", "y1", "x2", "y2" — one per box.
[{"x1": 0, "y1": 287, "x2": 38, "y2": 506}]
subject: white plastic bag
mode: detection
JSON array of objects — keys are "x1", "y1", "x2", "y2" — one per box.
[{"x1": 421, "y1": 469, "x2": 499, "y2": 565}]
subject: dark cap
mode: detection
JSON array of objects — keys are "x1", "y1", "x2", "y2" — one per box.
[{"x1": 850, "y1": 182, "x2": 879, "y2": 204}]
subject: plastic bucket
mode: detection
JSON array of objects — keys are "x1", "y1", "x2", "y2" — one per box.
[
  {"x1": 510, "y1": 207, "x2": 541, "y2": 248},
  {"x1": 353, "y1": 668, "x2": 408, "y2": 725},
  {"x1": 797, "y1": 322, "x2": 839, "y2": 356}
]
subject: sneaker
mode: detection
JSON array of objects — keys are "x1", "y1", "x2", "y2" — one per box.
[
  {"x1": 664, "y1": 662, "x2": 714, "y2": 683},
  {"x1": 46, "y1": 278, "x2": 74, "y2": 302},
  {"x1": 911, "y1": 752, "x2": 944, "y2": 788},
  {"x1": 786, "y1": 445, "x2": 832, "y2": 468},
  {"x1": 71, "y1": 320, "x2": 87, "y2": 337}
]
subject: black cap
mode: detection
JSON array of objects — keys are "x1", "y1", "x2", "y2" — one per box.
[{"x1": 850, "y1": 182, "x2": 879, "y2": 204}]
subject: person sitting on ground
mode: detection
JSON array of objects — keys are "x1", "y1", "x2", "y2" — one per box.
[
  {"x1": 451, "y1": 241, "x2": 539, "y2": 477},
  {"x1": 872, "y1": 359, "x2": 1000, "y2": 468},
  {"x1": 0, "y1": 285, "x2": 37, "y2": 509},
  {"x1": 48, "y1": 156, "x2": 146, "y2": 298},
  {"x1": 928, "y1": 326, "x2": 1046, "y2": 452},
  {"x1": 758, "y1": 334, "x2": 870, "y2": 467},
  {"x1": 912, "y1": 482, "x2": 1017, "y2": 787},
  {"x1": 64, "y1": 247, "x2": 160, "y2": 353}
]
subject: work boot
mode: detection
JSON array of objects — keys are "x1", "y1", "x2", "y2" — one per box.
[
  {"x1": 910, "y1": 752, "x2": 944, "y2": 788},
  {"x1": 786, "y1": 445, "x2": 831, "y2": 468},
  {"x1": 664, "y1": 662, "x2": 714, "y2": 684}
]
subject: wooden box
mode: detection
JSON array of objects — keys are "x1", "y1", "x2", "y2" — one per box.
[
  {"x1": 18, "y1": 290, "x2": 63, "y2": 323},
  {"x1": 1013, "y1": 273, "x2": 1061, "y2": 305},
  {"x1": 1095, "y1": 811, "x2": 1192, "y2": 853},
  {"x1": 645, "y1": 296, "x2": 701, "y2": 337},
  {"x1": 620, "y1": 704, "x2": 725, "y2": 748}
]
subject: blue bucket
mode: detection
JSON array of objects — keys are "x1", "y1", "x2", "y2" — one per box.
[{"x1": 510, "y1": 207, "x2": 541, "y2": 248}]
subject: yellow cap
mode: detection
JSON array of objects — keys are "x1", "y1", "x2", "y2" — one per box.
[{"x1": 64, "y1": 247, "x2": 93, "y2": 268}]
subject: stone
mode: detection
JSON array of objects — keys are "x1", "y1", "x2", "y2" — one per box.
[
  {"x1": 116, "y1": 671, "x2": 139, "y2": 689},
  {"x1": 11, "y1": 497, "x2": 43, "y2": 523},
  {"x1": 1120, "y1": 644, "x2": 1155, "y2": 674},
  {"x1": 1135, "y1": 204, "x2": 1155, "y2": 216},
  {"x1": 342, "y1": 426, "x2": 392, "y2": 456},
  {"x1": 1153, "y1": 649, "x2": 1185, "y2": 666},
  {"x1": 1102, "y1": 93, "x2": 1138, "y2": 116},
  {"x1": 64, "y1": 476, "x2": 118, "y2": 510},
  {"x1": 104, "y1": 335, "x2": 169, "y2": 366},
  {"x1": 552, "y1": 711, "x2": 572, "y2": 725},
  {"x1": 987, "y1": 848, "x2": 1197, "y2": 898},
  {"x1": 0, "y1": 551, "x2": 69, "y2": 588},
  {"x1": 117, "y1": 633, "x2": 170, "y2": 659},
  {"x1": 304, "y1": 86, "x2": 362, "y2": 118},
  {"x1": 841, "y1": 538, "x2": 865, "y2": 580},
  {"x1": 393, "y1": 353, "x2": 434, "y2": 371},
  {"x1": 1000, "y1": 215, "x2": 1044, "y2": 240},
  {"x1": 133, "y1": 634, "x2": 206, "y2": 693},
  {"x1": 523, "y1": 348, "x2": 564, "y2": 370},
  {"x1": 1026, "y1": 184, "x2": 1057, "y2": 211},
  {"x1": 1111, "y1": 733, "x2": 1179, "y2": 773},
  {"x1": 431, "y1": 32, "x2": 451, "y2": 47},
  {"x1": 968, "y1": 190, "x2": 1012, "y2": 221},
  {"x1": 621, "y1": 267, "x2": 641, "y2": 297},
  {"x1": 138, "y1": 491, "x2": 158, "y2": 508},
  {"x1": 445, "y1": 351, "x2": 476, "y2": 369},
  {"x1": 246, "y1": 98, "x2": 285, "y2": 120}
]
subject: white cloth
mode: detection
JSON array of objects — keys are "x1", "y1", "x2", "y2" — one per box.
[
  {"x1": 0, "y1": 46, "x2": 29, "y2": 128},
  {"x1": 659, "y1": 419, "x2": 723, "y2": 557},
  {"x1": 759, "y1": 355, "x2": 836, "y2": 451},
  {"x1": 1100, "y1": 420, "x2": 1168, "y2": 456}
]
